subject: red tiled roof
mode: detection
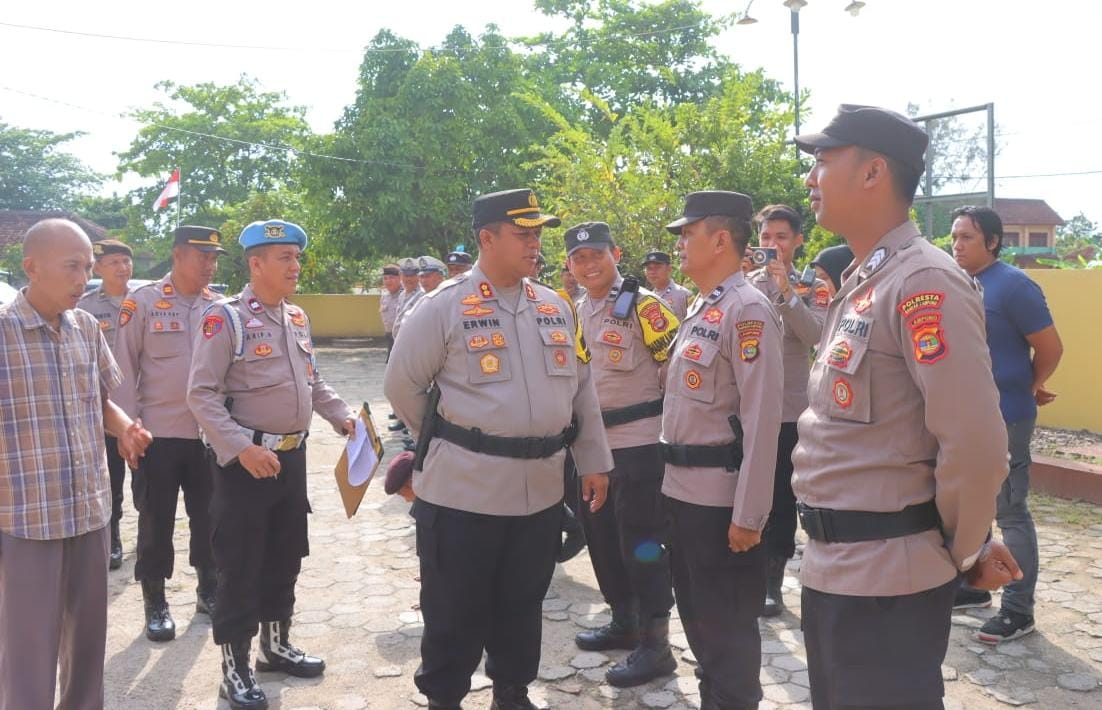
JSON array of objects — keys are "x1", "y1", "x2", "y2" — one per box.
[
  {"x1": 0, "y1": 210, "x2": 110, "y2": 249},
  {"x1": 994, "y1": 198, "x2": 1065, "y2": 227}
]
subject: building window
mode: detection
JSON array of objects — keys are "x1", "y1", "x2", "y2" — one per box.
[
  {"x1": 1029, "y1": 232, "x2": 1048, "y2": 248},
  {"x1": 1004, "y1": 231, "x2": 1021, "y2": 247}
]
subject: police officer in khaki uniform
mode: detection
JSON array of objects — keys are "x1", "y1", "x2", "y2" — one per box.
[
  {"x1": 392, "y1": 257, "x2": 425, "y2": 341},
  {"x1": 380, "y1": 263, "x2": 402, "y2": 358},
  {"x1": 113, "y1": 226, "x2": 224, "y2": 641},
  {"x1": 660, "y1": 191, "x2": 783, "y2": 710},
  {"x1": 745, "y1": 204, "x2": 829, "y2": 617},
  {"x1": 566, "y1": 222, "x2": 681, "y2": 687},
  {"x1": 791, "y1": 105, "x2": 1022, "y2": 710},
  {"x1": 383, "y1": 189, "x2": 613, "y2": 710},
  {"x1": 188, "y1": 219, "x2": 355, "y2": 710},
  {"x1": 642, "y1": 250, "x2": 692, "y2": 320},
  {"x1": 445, "y1": 250, "x2": 473, "y2": 278},
  {"x1": 77, "y1": 238, "x2": 133, "y2": 569},
  {"x1": 417, "y1": 255, "x2": 448, "y2": 294}
]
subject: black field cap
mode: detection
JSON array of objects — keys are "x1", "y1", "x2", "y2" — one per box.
[
  {"x1": 564, "y1": 221, "x2": 614, "y2": 256},
  {"x1": 666, "y1": 191, "x2": 754, "y2": 234},
  {"x1": 446, "y1": 251, "x2": 473, "y2": 265},
  {"x1": 382, "y1": 264, "x2": 400, "y2": 276},
  {"x1": 643, "y1": 250, "x2": 671, "y2": 265},
  {"x1": 472, "y1": 189, "x2": 561, "y2": 232},
  {"x1": 794, "y1": 104, "x2": 929, "y2": 174},
  {"x1": 92, "y1": 239, "x2": 133, "y2": 259},
  {"x1": 173, "y1": 225, "x2": 227, "y2": 253}
]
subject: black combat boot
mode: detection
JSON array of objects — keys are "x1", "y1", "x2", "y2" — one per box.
[
  {"x1": 109, "y1": 519, "x2": 123, "y2": 570},
  {"x1": 489, "y1": 685, "x2": 537, "y2": 710},
  {"x1": 141, "y1": 579, "x2": 175, "y2": 642},
  {"x1": 427, "y1": 700, "x2": 463, "y2": 710},
  {"x1": 256, "y1": 620, "x2": 326, "y2": 677},
  {"x1": 605, "y1": 614, "x2": 678, "y2": 687},
  {"x1": 220, "y1": 640, "x2": 268, "y2": 709},
  {"x1": 574, "y1": 601, "x2": 638, "y2": 651},
  {"x1": 761, "y1": 556, "x2": 787, "y2": 618},
  {"x1": 195, "y1": 566, "x2": 218, "y2": 615}
]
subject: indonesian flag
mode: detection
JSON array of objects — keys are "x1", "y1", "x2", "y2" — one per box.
[{"x1": 153, "y1": 169, "x2": 180, "y2": 211}]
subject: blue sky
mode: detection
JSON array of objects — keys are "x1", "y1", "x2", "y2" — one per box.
[{"x1": 1, "y1": 0, "x2": 1098, "y2": 225}]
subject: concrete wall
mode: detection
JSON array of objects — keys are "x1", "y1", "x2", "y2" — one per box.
[
  {"x1": 1026, "y1": 269, "x2": 1102, "y2": 433},
  {"x1": 290, "y1": 294, "x2": 384, "y2": 338}
]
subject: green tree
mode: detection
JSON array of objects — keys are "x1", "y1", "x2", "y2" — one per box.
[
  {"x1": 303, "y1": 26, "x2": 555, "y2": 261},
  {"x1": 76, "y1": 193, "x2": 130, "y2": 232},
  {"x1": 529, "y1": 68, "x2": 804, "y2": 273},
  {"x1": 0, "y1": 121, "x2": 102, "y2": 209},
  {"x1": 1056, "y1": 212, "x2": 1101, "y2": 250},
  {"x1": 526, "y1": 0, "x2": 733, "y2": 127},
  {"x1": 117, "y1": 76, "x2": 311, "y2": 243}
]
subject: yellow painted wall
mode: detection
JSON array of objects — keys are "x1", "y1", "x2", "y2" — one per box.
[
  {"x1": 1024, "y1": 270, "x2": 1102, "y2": 433},
  {"x1": 290, "y1": 294, "x2": 384, "y2": 338}
]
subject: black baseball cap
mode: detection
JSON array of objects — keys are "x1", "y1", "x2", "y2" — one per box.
[
  {"x1": 794, "y1": 104, "x2": 929, "y2": 174},
  {"x1": 642, "y1": 250, "x2": 671, "y2": 265},
  {"x1": 173, "y1": 225, "x2": 226, "y2": 253},
  {"x1": 665, "y1": 191, "x2": 754, "y2": 235},
  {"x1": 564, "y1": 222, "x2": 614, "y2": 256},
  {"x1": 472, "y1": 189, "x2": 561, "y2": 232},
  {"x1": 92, "y1": 239, "x2": 133, "y2": 260}
]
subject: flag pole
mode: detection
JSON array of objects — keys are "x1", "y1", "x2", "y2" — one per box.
[{"x1": 176, "y1": 168, "x2": 182, "y2": 229}]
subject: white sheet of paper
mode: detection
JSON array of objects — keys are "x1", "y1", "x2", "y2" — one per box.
[{"x1": 345, "y1": 418, "x2": 378, "y2": 487}]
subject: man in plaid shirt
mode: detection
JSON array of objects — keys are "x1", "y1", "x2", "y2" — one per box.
[{"x1": 0, "y1": 219, "x2": 152, "y2": 710}]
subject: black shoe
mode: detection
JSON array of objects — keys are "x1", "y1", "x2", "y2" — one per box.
[
  {"x1": 220, "y1": 641, "x2": 269, "y2": 709},
  {"x1": 761, "y1": 556, "x2": 787, "y2": 617},
  {"x1": 388, "y1": 420, "x2": 408, "y2": 432},
  {"x1": 427, "y1": 701, "x2": 463, "y2": 710},
  {"x1": 977, "y1": 609, "x2": 1036, "y2": 644},
  {"x1": 109, "y1": 519, "x2": 123, "y2": 571},
  {"x1": 195, "y1": 566, "x2": 218, "y2": 616},
  {"x1": 388, "y1": 413, "x2": 398, "y2": 420},
  {"x1": 141, "y1": 579, "x2": 175, "y2": 642},
  {"x1": 489, "y1": 685, "x2": 536, "y2": 710},
  {"x1": 953, "y1": 587, "x2": 993, "y2": 611},
  {"x1": 256, "y1": 620, "x2": 325, "y2": 677},
  {"x1": 575, "y1": 601, "x2": 638, "y2": 651},
  {"x1": 605, "y1": 615, "x2": 678, "y2": 687},
  {"x1": 557, "y1": 506, "x2": 586, "y2": 563}
]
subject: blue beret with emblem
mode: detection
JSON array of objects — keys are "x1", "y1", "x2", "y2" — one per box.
[{"x1": 239, "y1": 219, "x2": 309, "y2": 251}]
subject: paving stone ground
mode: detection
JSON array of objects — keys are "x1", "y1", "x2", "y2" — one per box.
[{"x1": 104, "y1": 347, "x2": 1102, "y2": 709}]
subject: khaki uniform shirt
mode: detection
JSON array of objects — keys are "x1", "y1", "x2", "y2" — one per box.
[
  {"x1": 383, "y1": 264, "x2": 614, "y2": 516},
  {"x1": 113, "y1": 275, "x2": 217, "y2": 439},
  {"x1": 76, "y1": 287, "x2": 125, "y2": 352},
  {"x1": 579, "y1": 274, "x2": 680, "y2": 451},
  {"x1": 393, "y1": 287, "x2": 425, "y2": 340},
  {"x1": 654, "y1": 281, "x2": 693, "y2": 320},
  {"x1": 661, "y1": 270, "x2": 784, "y2": 529},
  {"x1": 380, "y1": 288, "x2": 401, "y2": 334},
  {"x1": 748, "y1": 268, "x2": 829, "y2": 422},
  {"x1": 792, "y1": 221, "x2": 1008, "y2": 597},
  {"x1": 187, "y1": 284, "x2": 354, "y2": 466}
]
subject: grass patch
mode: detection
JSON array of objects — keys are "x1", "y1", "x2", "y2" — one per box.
[{"x1": 1031, "y1": 493, "x2": 1102, "y2": 527}]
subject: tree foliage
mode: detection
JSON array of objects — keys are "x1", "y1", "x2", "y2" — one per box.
[{"x1": 0, "y1": 121, "x2": 101, "y2": 210}]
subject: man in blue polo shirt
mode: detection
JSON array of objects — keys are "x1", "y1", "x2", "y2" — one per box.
[{"x1": 951, "y1": 205, "x2": 1064, "y2": 642}]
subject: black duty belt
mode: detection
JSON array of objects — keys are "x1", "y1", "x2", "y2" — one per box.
[
  {"x1": 601, "y1": 398, "x2": 663, "y2": 428},
  {"x1": 659, "y1": 441, "x2": 742, "y2": 471},
  {"x1": 434, "y1": 415, "x2": 578, "y2": 460},
  {"x1": 797, "y1": 501, "x2": 940, "y2": 543}
]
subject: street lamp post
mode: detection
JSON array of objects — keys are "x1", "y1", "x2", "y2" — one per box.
[{"x1": 791, "y1": 8, "x2": 801, "y2": 135}]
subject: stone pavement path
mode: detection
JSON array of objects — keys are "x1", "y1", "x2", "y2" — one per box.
[{"x1": 103, "y1": 347, "x2": 1102, "y2": 709}]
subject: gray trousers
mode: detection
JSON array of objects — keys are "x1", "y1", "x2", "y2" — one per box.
[
  {"x1": 997, "y1": 418, "x2": 1039, "y2": 616},
  {"x1": 0, "y1": 526, "x2": 109, "y2": 710}
]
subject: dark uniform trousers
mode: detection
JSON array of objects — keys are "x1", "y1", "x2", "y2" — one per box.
[
  {"x1": 412, "y1": 498, "x2": 562, "y2": 704},
  {"x1": 580, "y1": 443, "x2": 673, "y2": 620},
  {"x1": 667, "y1": 497, "x2": 767, "y2": 709},
  {"x1": 104, "y1": 435, "x2": 126, "y2": 525},
  {"x1": 762, "y1": 422, "x2": 799, "y2": 559},
  {"x1": 802, "y1": 577, "x2": 956, "y2": 710},
  {"x1": 208, "y1": 446, "x2": 310, "y2": 645},
  {"x1": 131, "y1": 437, "x2": 213, "y2": 581}
]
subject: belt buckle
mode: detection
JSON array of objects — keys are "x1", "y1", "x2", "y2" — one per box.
[{"x1": 275, "y1": 434, "x2": 301, "y2": 452}]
